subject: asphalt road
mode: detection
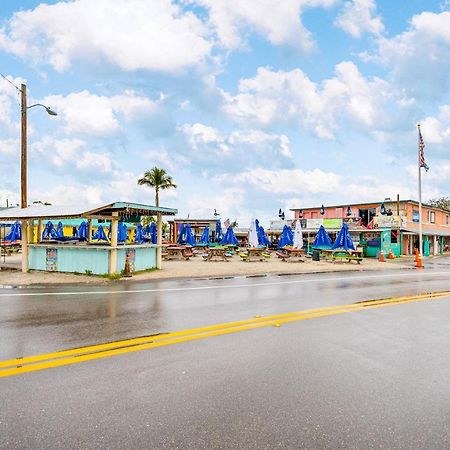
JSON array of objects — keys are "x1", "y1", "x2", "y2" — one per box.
[{"x1": 1, "y1": 266, "x2": 450, "y2": 449}]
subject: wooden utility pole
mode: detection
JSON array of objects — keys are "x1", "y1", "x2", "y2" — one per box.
[{"x1": 21, "y1": 83, "x2": 27, "y2": 209}]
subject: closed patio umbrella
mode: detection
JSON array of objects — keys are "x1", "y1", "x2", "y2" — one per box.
[
  {"x1": 78, "y1": 221, "x2": 88, "y2": 241},
  {"x1": 278, "y1": 224, "x2": 293, "y2": 248},
  {"x1": 199, "y1": 226, "x2": 210, "y2": 244},
  {"x1": 332, "y1": 223, "x2": 355, "y2": 250},
  {"x1": 92, "y1": 225, "x2": 108, "y2": 241},
  {"x1": 177, "y1": 223, "x2": 186, "y2": 244},
  {"x1": 56, "y1": 221, "x2": 64, "y2": 238},
  {"x1": 312, "y1": 225, "x2": 332, "y2": 248},
  {"x1": 248, "y1": 218, "x2": 259, "y2": 247},
  {"x1": 293, "y1": 219, "x2": 303, "y2": 249},
  {"x1": 220, "y1": 226, "x2": 238, "y2": 245},
  {"x1": 215, "y1": 219, "x2": 223, "y2": 242},
  {"x1": 135, "y1": 223, "x2": 144, "y2": 244},
  {"x1": 184, "y1": 224, "x2": 196, "y2": 246},
  {"x1": 149, "y1": 222, "x2": 157, "y2": 244}
]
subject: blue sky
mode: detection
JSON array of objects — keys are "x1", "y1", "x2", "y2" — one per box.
[{"x1": 1, "y1": 0, "x2": 450, "y2": 226}]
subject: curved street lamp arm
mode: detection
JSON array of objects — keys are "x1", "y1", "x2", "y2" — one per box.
[{"x1": 26, "y1": 103, "x2": 58, "y2": 115}]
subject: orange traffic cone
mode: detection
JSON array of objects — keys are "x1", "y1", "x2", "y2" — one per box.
[
  {"x1": 414, "y1": 249, "x2": 419, "y2": 263},
  {"x1": 379, "y1": 250, "x2": 385, "y2": 262},
  {"x1": 416, "y1": 254, "x2": 424, "y2": 268},
  {"x1": 387, "y1": 249, "x2": 394, "y2": 259}
]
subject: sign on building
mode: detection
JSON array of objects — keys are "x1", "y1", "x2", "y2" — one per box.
[
  {"x1": 323, "y1": 218, "x2": 342, "y2": 229},
  {"x1": 373, "y1": 215, "x2": 406, "y2": 228},
  {"x1": 306, "y1": 219, "x2": 323, "y2": 229}
]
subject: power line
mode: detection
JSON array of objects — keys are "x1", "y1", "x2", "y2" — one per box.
[{"x1": 0, "y1": 72, "x2": 22, "y2": 92}]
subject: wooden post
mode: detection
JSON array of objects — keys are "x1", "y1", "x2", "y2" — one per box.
[
  {"x1": 156, "y1": 212, "x2": 162, "y2": 269},
  {"x1": 21, "y1": 220, "x2": 28, "y2": 273},
  {"x1": 108, "y1": 213, "x2": 119, "y2": 274},
  {"x1": 21, "y1": 84, "x2": 27, "y2": 209},
  {"x1": 87, "y1": 219, "x2": 92, "y2": 242},
  {"x1": 37, "y1": 219, "x2": 43, "y2": 243}
]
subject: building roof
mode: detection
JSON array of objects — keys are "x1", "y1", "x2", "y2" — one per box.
[
  {"x1": 0, "y1": 202, "x2": 177, "y2": 220},
  {"x1": 290, "y1": 199, "x2": 450, "y2": 214}
]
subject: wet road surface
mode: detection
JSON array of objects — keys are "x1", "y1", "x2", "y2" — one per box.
[{"x1": 1, "y1": 266, "x2": 450, "y2": 448}]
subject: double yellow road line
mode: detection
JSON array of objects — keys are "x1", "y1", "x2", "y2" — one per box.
[{"x1": 1, "y1": 291, "x2": 449, "y2": 378}]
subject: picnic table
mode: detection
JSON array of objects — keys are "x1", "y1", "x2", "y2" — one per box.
[
  {"x1": 162, "y1": 246, "x2": 193, "y2": 261},
  {"x1": 203, "y1": 247, "x2": 229, "y2": 262},
  {"x1": 239, "y1": 247, "x2": 270, "y2": 262},
  {"x1": 276, "y1": 248, "x2": 305, "y2": 262},
  {"x1": 330, "y1": 249, "x2": 363, "y2": 264}
]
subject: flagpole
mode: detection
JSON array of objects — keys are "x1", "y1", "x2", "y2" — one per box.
[{"x1": 417, "y1": 123, "x2": 423, "y2": 258}]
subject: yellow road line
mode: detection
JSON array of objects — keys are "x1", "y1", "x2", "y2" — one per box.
[{"x1": 1, "y1": 291, "x2": 448, "y2": 378}]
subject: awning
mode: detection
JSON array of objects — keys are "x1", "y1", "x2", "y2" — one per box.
[{"x1": 0, "y1": 202, "x2": 178, "y2": 221}]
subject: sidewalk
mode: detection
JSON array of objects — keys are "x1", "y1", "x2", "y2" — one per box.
[{"x1": 0, "y1": 253, "x2": 418, "y2": 287}]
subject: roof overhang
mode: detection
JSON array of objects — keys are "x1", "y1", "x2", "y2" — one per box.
[{"x1": 0, "y1": 202, "x2": 177, "y2": 221}]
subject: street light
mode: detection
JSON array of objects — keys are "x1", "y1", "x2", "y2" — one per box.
[{"x1": 21, "y1": 83, "x2": 58, "y2": 208}]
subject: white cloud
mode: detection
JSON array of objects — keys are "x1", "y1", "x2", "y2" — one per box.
[
  {"x1": 420, "y1": 106, "x2": 450, "y2": 144},
  {"x1": 335, "y1": 0, "x2": 384, "y2": 38},
  {"x1": 179, "y1": 187, "x2": 245, "y2": 222},
  {"x1": 0, "y1": 0, "x2": 211, "y2": 73},
  {"x1": 42, "y1": 90, "x2": 159, "y2": 137},
  {"x1": 0, "y1": 138, "x2": 18, "y2": 155},
  {"x1": 31, "y1": 137, "x2": 114, "y2": 174},
  {"x1": 362, "y1": 11, "x2": 450, "y2": 100},
  {"x1": 215, "y1": 168, "x2": 342, "y2": 194},
  {"x1": 190, "y1": 0, "x2": 337, "y2": 51},
  {"x1": 179, "y1": 123, "x2": 293, "y2": 168},
  {"x1": 222, "y1": 62, "x2": 390, "y2": 138}
]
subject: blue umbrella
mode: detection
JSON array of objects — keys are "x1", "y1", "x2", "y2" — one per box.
[
  {"x1": 149, "y1": 222, "x2": 157, "y2": 244},
  {"x1": 177, "y1": 223, "x2": 186, "y2": 244},
  {"x1": 257, "y1": 225, "x2": 270, "y2": 246},
  {"x1": 42, "y1": 221, "x2": 58, "y2": 240},
  {"x1": 92, "y1": 225, "x2": 108, "y2": 241},
  {"x1": 199, "y1": 226, "x2": 210, "y2": 244},
  {"x1": 4, "y1": 221, "x2": 21, "y2": 242},
  {"x1": 56, "y1": 221, "x2": 64, "y2": 238},
  {"x1": 78, "y1": 221, "x2": 88, "y2": 241},
  {"x1": 215, "y1": 219, "x2": 223, "y2": 242},
  {"x1": 332, "y1": 223, "x2": 355, "y2": 250},
  {"x1": 220, "y1": 226, "x2": 238, "y2": 245},
  {"x1": 135, "y1": 223, "x2": 144, "y2": 244},
  {"x1": 118, "y1": 223, "x2": 128, "y2": 243},
  {"x1": 184, "y1": 224, "x2": 196, "y2": 246},
  {"x1": 278, "y1": 224, "x2": 294, "y2": 248},
  {"x1": 313, "y1": 225, "x2": 332, "y2": 248}
]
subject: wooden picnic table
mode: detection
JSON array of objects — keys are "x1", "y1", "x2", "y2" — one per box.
[
  {"x1": 329, "y1": 248, "x2": 363, "y2": 264},
  {"x1": 203, "y1": 247, "x2": 229, "y2": 262},
  {"x1": 277, "y1": 247, "x2": 305, "y2": 262},
  {"x1": 240, "y1": 247, "x2": 269, "y2": 262},
  {"x1": 162, "y1": 246, "x2": 193, "y2": 261}
]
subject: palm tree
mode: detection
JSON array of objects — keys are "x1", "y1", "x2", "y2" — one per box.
[{"x1": 137, "y1": 167, "x2": 177, "y2": 207}]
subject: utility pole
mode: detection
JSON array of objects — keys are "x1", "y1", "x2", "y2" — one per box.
[{"x1": 21, "y1": 83, "x2": 27, "y2": 208}]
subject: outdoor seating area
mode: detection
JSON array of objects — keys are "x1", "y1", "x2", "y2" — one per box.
[{"x1": 0, "y1": 202, "x2": 177, "y2": 275}]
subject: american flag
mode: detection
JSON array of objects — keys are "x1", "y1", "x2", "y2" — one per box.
[{"x1": 419, "y1": 127, "x2": 429, "y2": 171}]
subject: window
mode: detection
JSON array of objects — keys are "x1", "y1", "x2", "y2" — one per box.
[
  {"x1": 446, "y1": 215, "x2": 449, "y2": 225},
  {"x1": 427, "y1": 211, "x2": 435, "y2": 223}
]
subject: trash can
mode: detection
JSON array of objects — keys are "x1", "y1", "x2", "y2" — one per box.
[{"x1": 312, "y1": 249, "x2": 320, "y2": 261}]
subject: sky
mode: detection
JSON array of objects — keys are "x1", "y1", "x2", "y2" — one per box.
[{"x1": 1, "y1": 0, "x2": 450, "y2": 227}]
